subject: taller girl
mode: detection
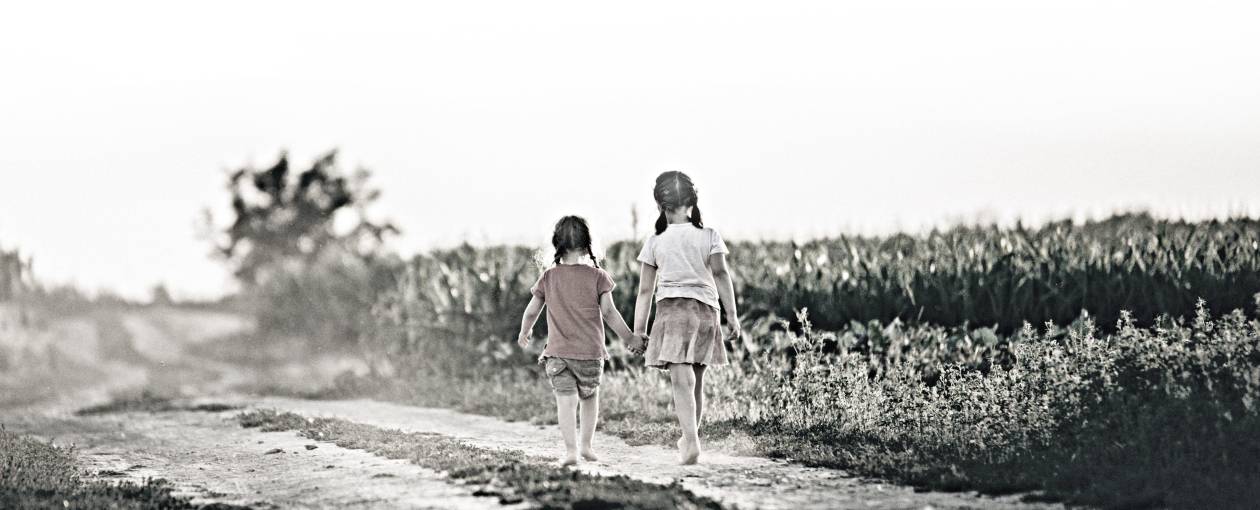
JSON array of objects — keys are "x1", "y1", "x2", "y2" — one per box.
[{"x1": 633, "y1": 171, "x2": 742, "y2": 465}]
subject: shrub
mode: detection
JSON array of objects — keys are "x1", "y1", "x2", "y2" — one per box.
[{"x1": 725, "y1": 304, "x2": 1260, "y2": 508}]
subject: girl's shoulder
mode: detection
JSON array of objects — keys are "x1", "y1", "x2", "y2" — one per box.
[
  {"x1": 689, "y1": 225, "x2": 722, "y2": 240},
  {"x1": 576, "y1": 265, "x2": 615, "y2": 289},
  {"x1": 688, "y1": 224, "x2": 721, "y2": 235},
  {"x1": 647, "y1": 224, "x2": 722, "y2": 237}
]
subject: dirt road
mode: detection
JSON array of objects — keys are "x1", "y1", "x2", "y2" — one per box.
[{"x1": 0, "y1": 306, "x2": 1063, "y2": 509}]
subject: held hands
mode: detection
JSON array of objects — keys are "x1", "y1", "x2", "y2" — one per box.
[
  {"x1": 626, "y1": 332, "x2": 649, "y2": 356},
  {"x1": 517, "y1": 332, "x2": 531, "y2": 348}
]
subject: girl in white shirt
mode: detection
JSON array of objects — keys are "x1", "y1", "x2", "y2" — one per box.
[{"x1": 633, "y1": 171, "x2": 743, "y2": 465}]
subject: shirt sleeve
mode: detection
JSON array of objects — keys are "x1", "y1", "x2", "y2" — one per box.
[
  {"x1": 709, "y1": 228, "x2": 730, "y2": 256},
  {"x1": 530, "y1": 270, "x2": 547, "y2": 300},
  {"x1": 595, "y1": 269, "x2": 616, "y2": 296},
  {"x1": 636, "y1": 235, "x2": 657, "y2": 266}
]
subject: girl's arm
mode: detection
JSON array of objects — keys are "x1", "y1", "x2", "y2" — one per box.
[
  {"x1": 517, "y1": 295, "x2": 544, "y2": 347},
  {"x1": 599, "y1": 293, "x2": 635, "y2": 341},
  {"x1": 632, "y1": 262, "x2": 657, "y2": 335},
  {"x1": 709, "y1": 253, "x2": 742, "y2": 341}
]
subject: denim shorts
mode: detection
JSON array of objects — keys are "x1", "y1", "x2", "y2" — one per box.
[{"x1": 540, "y1": 357, "x2": 603, "y2": 399}]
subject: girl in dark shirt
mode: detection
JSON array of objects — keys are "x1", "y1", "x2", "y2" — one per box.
[{"x1": 517, "y1": 215, "x2": 647, "y2": 465}]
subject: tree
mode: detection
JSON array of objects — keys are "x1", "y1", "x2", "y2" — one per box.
[{"x1": 214, "y1": 150, "x2": 398, "y2": 285}]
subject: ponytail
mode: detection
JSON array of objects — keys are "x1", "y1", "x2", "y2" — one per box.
[
  {"x1": 654, "y1": 211, "x2": 669, "y2": 235},
  {"x1": 689, "y1": 205, "x2": 704, "y2": 229},
  {"x1": 587, "y1": 246, "x2": 601, "y2": 268}
]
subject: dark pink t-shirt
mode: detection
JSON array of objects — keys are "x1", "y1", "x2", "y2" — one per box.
[{"x1": 531, "y1": 264, "x2": 615, "y2": 360}]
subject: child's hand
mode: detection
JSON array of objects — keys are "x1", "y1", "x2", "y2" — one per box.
[
  {"x1": 726, "y1": 315, "x2": 743, "y2": 342},
  {"x1": 517, "y1": 332, "x2": 531, "y2": 348},
  {"x1": 627, "y1": 333, "x2": 649, "y2": 356}
]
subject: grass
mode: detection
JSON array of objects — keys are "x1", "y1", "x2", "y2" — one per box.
[
  {"x1": 74, "y1": 391, "x2": 242, "y2": 416},
  {"x1": 236, "y1": 408, "x2": 724, "y2": 510},
  {"x1": 0, "y1": 428, "x2": 245, "y2": 509}
]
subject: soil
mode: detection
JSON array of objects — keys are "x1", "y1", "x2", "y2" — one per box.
[{"x1": 0, "y1": 305, "x2": 1065, "y2": 509}]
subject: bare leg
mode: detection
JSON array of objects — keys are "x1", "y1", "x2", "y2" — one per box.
[
  {"x1": 555, "y1": 394, "x2": 579, "y2": 465},
  {"x1": 669, "y1": 363, "x2": 701, "y2": 464},
  {"x1": 579, "y1": 390, "x2": 600, "y2": 461},
  {"x1": 693, "y1": 364, "x2": 706, "y2": 426}
]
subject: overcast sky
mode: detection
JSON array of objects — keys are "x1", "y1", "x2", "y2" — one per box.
[{"x1": 2, "y1": 1, "x2": 1259, "y2": 300}]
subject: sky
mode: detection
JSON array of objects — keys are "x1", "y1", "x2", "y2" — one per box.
[{"x1": 2, "y1": 1, "x2": 1259, "y2": 300}]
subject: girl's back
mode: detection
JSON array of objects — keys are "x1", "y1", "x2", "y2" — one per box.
[
  {"x1": 532, "y1": 264, "x2": 614, "y2": 360},
  {"x1": 637, "y1": 223, "x2": 728, "y2": 310}
]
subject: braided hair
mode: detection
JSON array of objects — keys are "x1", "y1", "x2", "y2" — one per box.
[
  {"x1": 551, "y1": 215, "x2": 600, "y2": 268},
  {"x1": 653, "y1": 171, "x2": 704, "y2": 235}
]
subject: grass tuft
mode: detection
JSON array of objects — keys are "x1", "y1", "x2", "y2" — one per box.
[{"x1": 75, "y1": 391, "x2": 242, "y2": 416}]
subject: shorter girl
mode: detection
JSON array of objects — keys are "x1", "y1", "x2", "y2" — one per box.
[{"x1": 517, "y1": 215, "x2": 647, "y2": 465}]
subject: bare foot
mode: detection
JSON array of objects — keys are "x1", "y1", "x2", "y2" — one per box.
[
  {"x1": 580, "y1": 449, "x2": 599, "y2": 462},
  {"x1": 679, "y1": 438, "x2": 701, "y2": 465},
  {"x1": 558, "y1": 453, "x2": 579, "y2": 466}
]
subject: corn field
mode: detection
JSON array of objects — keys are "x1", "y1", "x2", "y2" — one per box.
[
  {"x1": 334, "y1": 213, "x2": 1260, "y2": 375},
  {"x1": 602, "y1": 213, "x2": 1260, "y2": 333}
]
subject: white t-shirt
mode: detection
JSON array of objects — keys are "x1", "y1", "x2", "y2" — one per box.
[{"x1": 637, "y1": 223, "x2": 730, "y2": 310}]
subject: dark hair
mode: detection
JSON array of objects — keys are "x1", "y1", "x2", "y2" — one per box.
[
  {"x1": 552, "y1": 215, "x2": 600, "y2": 268},
  {"x1": 653, "y1": 171, "x2": 703, "y2": 235}
]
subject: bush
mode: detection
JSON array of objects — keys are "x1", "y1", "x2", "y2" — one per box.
[{"x1": 720, "y1": 304, "x2": 1260, "y2": 508}]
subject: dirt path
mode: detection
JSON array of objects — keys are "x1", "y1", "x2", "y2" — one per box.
[
  {"x1": 244, "y1": 397, "x2": 1059, "y2": 510},
  {"x1": 6, "y1": 409, "x2": 508, "y2": 510},
  {"x1": 1, "y1": 307, "x2": 1066, "y2": 509},
  {"x1": 2, "y1": 307, "x2": 509, "y2": 509}
]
